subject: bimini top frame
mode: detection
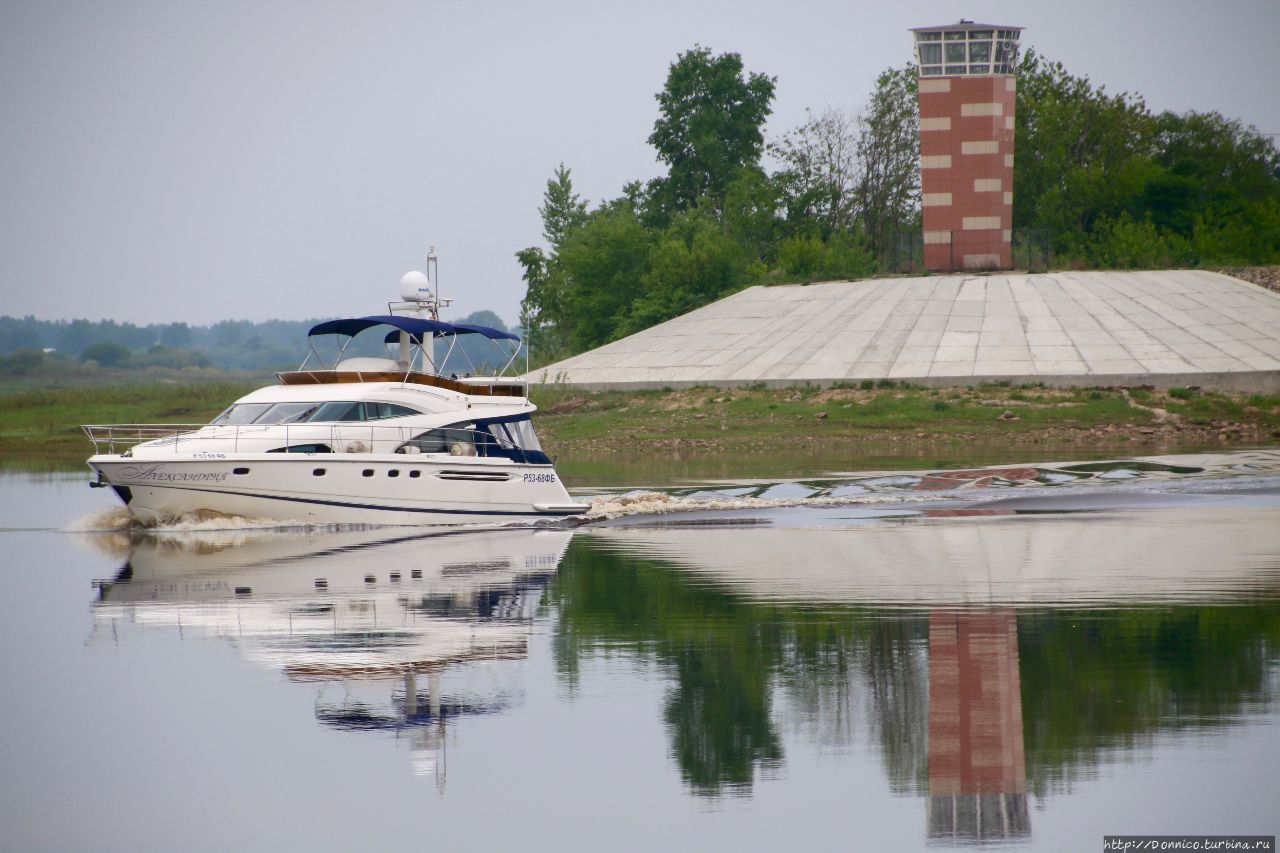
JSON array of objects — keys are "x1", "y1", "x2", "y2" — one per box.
[{"x1": 298, "y1": 315, "x2": 523, "y2": 379}]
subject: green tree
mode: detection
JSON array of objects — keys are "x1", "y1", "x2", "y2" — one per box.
[
  {"x1": 557, "y1": 205, "x2": 653, "y2": 351},
  {"x1": 722, "y1": 168, "x2": 787, "y2": 261},
  {"x1": 518, "y1": 164, "x2": 590, "y2": 364},
  {"x1": 854, "y1": 65, "x2": 920, "y2": 262},
  {"x1": 80, "y1": 341, "x2": 132, "y2": 367},
  {"x1": 771, "y1": 106, "x2": 860, "y2": 236},
  {"x1": 539, "y1": 163, "x2": 589, "y2": 249},
  {"x1": 1014, "y1": 50, "x2": 1156, "y2": 258},
  {"x1": 621, "y1": 208, "x2": 748, "y2": 336},
  {"x1": 1, "y1": 349, "x2": 45, "y2": 375},
  {"x1": 159, "y1": 322, "x2": 193, "y2": 348},
  {"x1": 648, "y1": 46, "x2": 776, "y2": 214}
]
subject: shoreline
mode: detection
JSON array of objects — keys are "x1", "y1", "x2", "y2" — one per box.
[
  {"x1": 2, "y1": 380, "x2": 1277, "y2": 473},
  {"x1": 533, "y1": 384, "x2": 1280, "y2": 457}
]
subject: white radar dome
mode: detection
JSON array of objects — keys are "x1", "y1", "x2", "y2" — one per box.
[{"x1": 400, "y1": 270, "x2": 432, "y2": 302}]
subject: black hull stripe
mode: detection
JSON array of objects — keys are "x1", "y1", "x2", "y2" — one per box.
[{"x1": 125, "y1": 484, "x2": 582, "y2": 517}]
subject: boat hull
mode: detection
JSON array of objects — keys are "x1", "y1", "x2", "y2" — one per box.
[{"x1": 88, "y1": 454, "x2": 590, "y2": 526}]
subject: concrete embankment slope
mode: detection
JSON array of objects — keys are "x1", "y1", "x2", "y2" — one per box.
[{"x1": 524, "y1": 270, "x2": 1280, "y2": 392}]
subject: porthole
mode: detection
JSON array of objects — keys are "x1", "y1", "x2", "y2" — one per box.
[
  {"x1": 313, "y1": 468, "x2": 326, "y2": 477},
  {"x1": 409, "y1": 470, "x2": 421, "y2": 479},
  {"x1": 388, "y1": 469, "x2": 400, "y2": 478},
  {"x1": 362, "y1": 469, "x2": 375, "y2": 477},
  {"x1": 233, "y1": 467, "x2": 250, "y2": 475}
]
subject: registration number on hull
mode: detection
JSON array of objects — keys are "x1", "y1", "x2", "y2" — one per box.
[{"x1": 523, "y1": 472, "x2": 557, "y2": 483}]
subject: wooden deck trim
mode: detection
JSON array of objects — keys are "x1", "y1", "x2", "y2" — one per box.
[{"x1": 275, "y1": 370, "x2": 525, "y2": 397}]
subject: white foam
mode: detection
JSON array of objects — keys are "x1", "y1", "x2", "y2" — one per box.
[
  {"x1": 582, "y1": 490, "x2": 933, "y2": 520},
  {"x1": 66, "y1": 507, "x2": 329, "y2": 533}
]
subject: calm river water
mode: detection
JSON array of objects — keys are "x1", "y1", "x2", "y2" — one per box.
[{"x1": 2, "y1": 451, "x2": 1279, "y2": 851}]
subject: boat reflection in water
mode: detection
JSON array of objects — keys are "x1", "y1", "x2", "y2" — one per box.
[
  {"x1": 91, "y1": 526, "x2": 572, "y2": 788},
  {"x1": 574, "y1": 505, "x2": 1280, "y2": 844}
]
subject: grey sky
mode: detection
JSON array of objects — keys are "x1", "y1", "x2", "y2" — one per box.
[{"x1": 2, "y1": 0, "x2": 1277, "y2": 328}]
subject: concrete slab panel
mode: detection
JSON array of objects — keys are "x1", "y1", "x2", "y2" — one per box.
[
  {"x1": 889, "y1": 361, "x2": 934, "y2": 378},
  {"x1": 1067, "y1": 329, "x2": 1119, "y2": 347},
  {"x1": 939, "y1": 332, "x2": 980, "y2": 349},
  {"x1": 979, "y1": 330, "x2": 1027, "y2": 347},
  {"x1": 980, "y1": 315, "x2": 1023, "y2": 332},
  {"x1": 1138, "y1": 358, "x2": 1197, "y2": 373},
  {"x1": 944, "y1": 316, "x2": 983, "y2": 332},
  {"x1": 1086, "y1": 359, "x2": 1145, "y2": 373},
  {"x1": 935, "y1": 346, "x2": 978, "y2": 362},
  {"x1": 528, "y1": 270, "x2": 1280, "y2": 392},
  {"x1": 1187, "y1": 325, "x2": 1237, "y2": 343},
  {"x1": 1058, "y1": 314, "x2": 1104, "y2": 332},
  {"x1": 929, "y1": 360, "x2": 974, "y2": 377},
  {"x1": 977, "y1": 347, "x2": 1033, "y2": 362},
  {"x1": 1030, "y1": 345, "x2": 1080, "y2": 361},
  {"x1": 1109, "y1": 329, "x2": 1160, "y2": 347},
  {"x1": 1035, "y1": 360, "x2": 1088, "y2": 373},
  {"x1": 1239, "y1": 354, "x2": 1280, "y2": 370},
  {"x1": 912, "y1": 314, "x2": 950, "y2": 331},
  {"x1": 1076, "y1": 345, "x2": 1134, "y2": 361},
  {"x1": 984, "y1": 301, "x2": 1021, "y2": 317},
  {"x1": 973, "y1": 361, "x2": 1035, "y2": 375},
  {"x1": 1024, "y1": 316, "x2": 1065, "y2": 333},
  {"x1": 905, "y1": 328, "x2": 946, "y2": 347},
  {"x1": 1124, "y1": 344, "x2": 1177, "y2": 360},
  {"x1": 898, "y1": 345, "x2": 941, "y2": 363},
  {"x1": 1201, "y1": 340, "x2": 1262, "y2": 360},
  {"x1": 844, "y1": 362, "x2": 891, "y2": 379},
  {"x1": 1187, "y1": 356, "x2": 1248, "y2": 372}
]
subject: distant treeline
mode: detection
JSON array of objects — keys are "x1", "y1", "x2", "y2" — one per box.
[
  {"x1": 518, "y1": 47, "x2": 1280, "y2": 365},
  {"x1": 0, "y1": 311, "x2": 522, "y2": 376}
]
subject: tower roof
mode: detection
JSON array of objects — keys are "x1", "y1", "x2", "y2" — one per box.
[{"x1": 910, "y1": 21, "x2": 1022, "y2": 33}]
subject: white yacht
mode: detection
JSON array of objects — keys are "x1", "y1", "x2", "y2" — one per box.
[{"x1": 84, "y1": 266, "x2": 590, "y2": 526}]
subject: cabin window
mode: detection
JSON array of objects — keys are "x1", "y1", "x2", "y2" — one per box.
[
  {"x1": 366, "y1": 403, "x2": 420, "y2": 420},
  {"x1": 233, "y1": 467, "x2": 250, "y2": 475},
  {"x1": 388, "y1": 469, "x2": 400, "y2": 478},
  {"x1": 399, "y1": 426, "x2": 482, "y2": 455},
  {"x1": 303, "y1": 401, "x2": 423, "y2": 423},
  {"x1": 308, "y1": 401, "x2": 366, "y2": 422},
  {"x1": 397, "y1": 416, "x2": 551, "y2": 464},
  {"x1": 313, "y1": 468, "x2": 326, "y2": 476},
  {"x1": 409, "y1": 470, "x2": 421, "y2": 478},
  {"x1": 362, "y1": 469, "x2": 375, "y2": 477},
  {"x1": 267, "y1": 443, "x2": 332, "y2": 454}
]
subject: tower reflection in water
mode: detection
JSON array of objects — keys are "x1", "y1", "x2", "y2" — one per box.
[
  {"x1": 927, "y1": 609, "x2": 1029, "y2": 843},
  {"x1": 90, "y1": 527, "x2": 573, "y2": 790}
]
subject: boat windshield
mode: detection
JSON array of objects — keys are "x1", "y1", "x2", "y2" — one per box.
[
  {"x1": 397, "y1": 415, "x2": 549, "y2": 463},
  {"x1": 211, "y1": 403, "x2": 273, "y2": 425}
]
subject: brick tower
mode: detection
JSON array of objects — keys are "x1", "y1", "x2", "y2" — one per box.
[{"x1": 911, "y1": 22, "x2": 1022, "y2": 271}]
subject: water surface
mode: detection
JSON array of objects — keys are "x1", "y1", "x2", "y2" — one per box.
[{"x1": 1, "y1": 453, "x2": 1278, "y2": 851}]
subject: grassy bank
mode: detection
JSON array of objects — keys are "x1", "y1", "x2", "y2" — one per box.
[
  {"x1": 0, "y1": 380, "x2": 259, "y2": 470},
  {"x1": 2, "y1": 378, "x2": 1277, "y2": 473},
  {"x1": 530, "y1": 382, "x2": 1280, "y2": 457}
]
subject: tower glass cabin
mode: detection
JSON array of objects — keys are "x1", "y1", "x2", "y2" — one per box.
[{"x1": 911, "y1": 22, "x2": 1022, "y2": 271}]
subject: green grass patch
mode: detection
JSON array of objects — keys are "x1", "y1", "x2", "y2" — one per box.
[{"x1": 0, "y1": 380, "x2": 258, "y2": 469}]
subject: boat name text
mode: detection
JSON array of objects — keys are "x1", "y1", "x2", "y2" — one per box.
[{"x1": 117, "y1": 465, "x2": 230, "y2": 484}]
